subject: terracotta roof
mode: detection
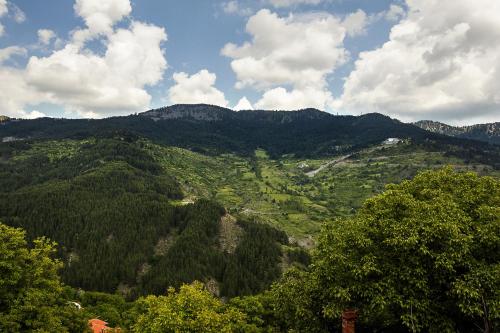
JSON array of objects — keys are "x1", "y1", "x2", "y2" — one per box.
[{"x1": 89, "y1": 319, "x2": 110, "y2": 333}]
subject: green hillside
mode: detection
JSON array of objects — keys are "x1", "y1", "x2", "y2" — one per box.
[
  {"x1": 144, "y1": 138, "x2": 499, "y2": 240},
  {"x1": 0, "y1": 105, "x2": 499, "y2": 301},
  {"x1": 2, "y1": 167, "x2": 498, "y2": 332},
  {"x1": 0, "y1": 138, "x2": 305, "y2": 298},
  {"x1": 0, "y1": 122, "x2": 498, "y2": 331},
  {"x1": 2, "y1": 105, "x2": 498, "y2": 165},
  {"x1": 8, "y1": 136, "x2": 494, "y2": 242}
]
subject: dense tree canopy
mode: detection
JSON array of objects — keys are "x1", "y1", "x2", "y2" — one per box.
[
  {"x1": 269, "y1": 268, "x2": 329, "y2": 332},
  {"x1": 2, "y1": 105, "x2": 498, "y2": 165},
  {"x1": 313, "y1": 168, "x2": 500, "y2": 332},
  {"x1": 0, "y1": 223, "x2": 87, "y2": 333},
  {"x1": 132, "y1": 282, "x2": 251, "y2": 333},
  {"x1": 0, "y1": 138, "x2": 292, "y2": 298},
  {"x1": 1, "y1": 168, "x2": 499, "y2": 332}
]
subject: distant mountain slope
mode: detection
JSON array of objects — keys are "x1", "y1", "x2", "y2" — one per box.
[
  {"x1": 0, "y1": 104, "x2": 485, "y2": 157},
  {"x1": 0, "y1": 115, "x2": 10, "y2": 124},
  {"x1": 414, "y1": 120, "x2": 500, "y2": 145},
  {"x1": 142, "y1": 104, "x2": 331, "y2": 123},
  {"x1": 1, "y1": 107, "x2": 499, "y2": 297}
]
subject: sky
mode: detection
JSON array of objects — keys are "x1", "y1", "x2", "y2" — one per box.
[{"x1": 0, "y1": 0, "x2": 499, "y2": 125}]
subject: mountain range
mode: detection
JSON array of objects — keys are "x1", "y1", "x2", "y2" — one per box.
[
  {"x1": 414, "y1": 119, "x2": 500, "y2": 145},
  {"x1": 1, "y1": 104, "x2": 498, "y2": 158},
  {"x1": 0, "y1": 104, "x2": 499, "y2": 298}
]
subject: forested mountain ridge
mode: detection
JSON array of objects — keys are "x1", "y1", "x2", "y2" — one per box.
[
  {"x1": 0, "y1": 106, "x2": 499, "y2": 332},
  {"x1": 0, "y1": 137, "x2": 498, "y2": 299},
  {"x1": 1, "y1": 104, "x2": 498, "y2": 163},
  {"x1": 415, "y1": 119, "x2": 500, "y2": 145},
  {"x1": 142, "y1": 104, "x2": 332, "y2": 122}
]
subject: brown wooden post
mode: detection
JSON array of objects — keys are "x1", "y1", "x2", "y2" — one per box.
[{"x1": 342, "y1": 309, "x2": 358, "y2": 333}]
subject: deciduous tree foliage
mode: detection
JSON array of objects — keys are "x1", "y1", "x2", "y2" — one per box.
[
  {"x1": 0, "y1": 223, "x2": 87, "y2": 333},
  {"x1": 270, "y1": 268, "x2": 330, "y2": 332},
  {"x1": 1, "y1": 168, "x2": 499, "y2": 332},
  {"x1": 313, "y1": 168, "x2": 500, "y2": 332},
  {"x1": 229, "y1": 293, "x2": 280, "y2": 332},
  {"x1": 132, "y1": 282, "x2": 252, "y2": 332},
  {"x1": 63, "y1": 288, "x2": 133, "y2": 329}
]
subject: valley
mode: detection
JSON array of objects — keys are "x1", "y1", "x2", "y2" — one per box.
[
  {"x1": 5, "y1": 134, "x2": 498, "y2": 244},
  {"x1": 1, "y1": 105, "x2": 499, "y2": 332},
  {"x1": 146, "y1": 139, "x2": 499, "y2": 240},
  {"x1": 2, "y1": 0, "x2": 500, "y2": 330}
]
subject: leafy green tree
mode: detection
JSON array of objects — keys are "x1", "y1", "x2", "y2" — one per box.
[
  {"x1": 74, "y1": 290, "x2": 132, "y2": 328},
  {"x1": 0, "y1": 222, "x2": 87, "y2": 332},
  {"x1": 132, "y1": 281, "x2": 253, "y2": 332},
  {"x1": 313, "y1": 168, "x2": 500, "y2": 332},
  {"x1": 269, "y1": 268, "x2": 330, "y2": 332},
  {"x1": 229, "y1": 292, "x2": 280, "y2": 332}
]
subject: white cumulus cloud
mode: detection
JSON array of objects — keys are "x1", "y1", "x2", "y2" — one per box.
[
  {"x1": 0, "y1": 47, "x2": 46, "y2": 119},
  {"x1": 37, "y1": 29, "x2": 56, "y2": 45},
  {"x1": 11, "y1": 4, "x2": 25, "y2": 23},
  {"x1": 0, "y1": 64, "x2": 48, "y2": 119},
  {"x1": 222, "y1": 9, "x2": 350, "y2": 111},
  {"x1": 0, "y1": 0, "x2": 7, "y2": 36},
  {"x1": 26, "y1": 22, "x2": 167, "y2": 116},
  {"x1": 169, "y1": 69, "x2": 229, "y2": 107},
  {"x1": 222, "y1": 1, "x2": 253, "y2": 16},
  {"x1": 0, "y1": 0, "x2": 6, "y2": 16},
  {"x1": 0, "y1": 0, "x2": 168, "y2": 118},
  {"x1": 234, "y1": 97, "x2": 253, "y2": 110},
  {"x1": 339, "y1": 0, "x2": 500, "y2": 124},
  {"x1": 74, "y1": 0, "x2": 131, "y2": 35},
  {"x1": 255, "y1": 87, "x2": 333, "y2": 110},
  {"x1": 0, "y1": 45, "x2": 25, "y2": 63},
  {"x1": 222, "y1": 9, "x2": 348, "y2": 90},
  {"x1": 23, "y1": 110, "x2": 46, "y2": 119},
  {"x1": 0, "y1": 1, "x2": 26, "y2": 36},
  {"x1": 342, "y1": 9, "x2": 368, "y2": 37},
  {"x1": 385, "y1": 4, "x2": 405, "y2": 22}
]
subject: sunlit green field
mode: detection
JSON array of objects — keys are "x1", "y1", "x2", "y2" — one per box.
[{"x1": 145, "y1": 141, "x2": 499, "y2": 241}]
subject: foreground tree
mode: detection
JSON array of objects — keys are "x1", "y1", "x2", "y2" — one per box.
[
  {"x1": 269, "y1": 268, "x2": 330, "y2": 332},
  {"x1": 314, "y1": 168, "x2": 500, "y2": 332},
  {"x1": 132, "y1": 281, "x2": 254, "y2": 332},
  {"x1": 0, "y1": 222, "x2": 87, "y2": 332}
]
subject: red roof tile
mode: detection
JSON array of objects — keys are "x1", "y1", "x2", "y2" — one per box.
[{"x1": 89, "y1": 319, "x2": 111, "y2": 333}]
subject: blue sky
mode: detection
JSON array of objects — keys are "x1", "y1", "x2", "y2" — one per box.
[{"x1": 0, "y1": 0, "x2": 499, "y2": 124}]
